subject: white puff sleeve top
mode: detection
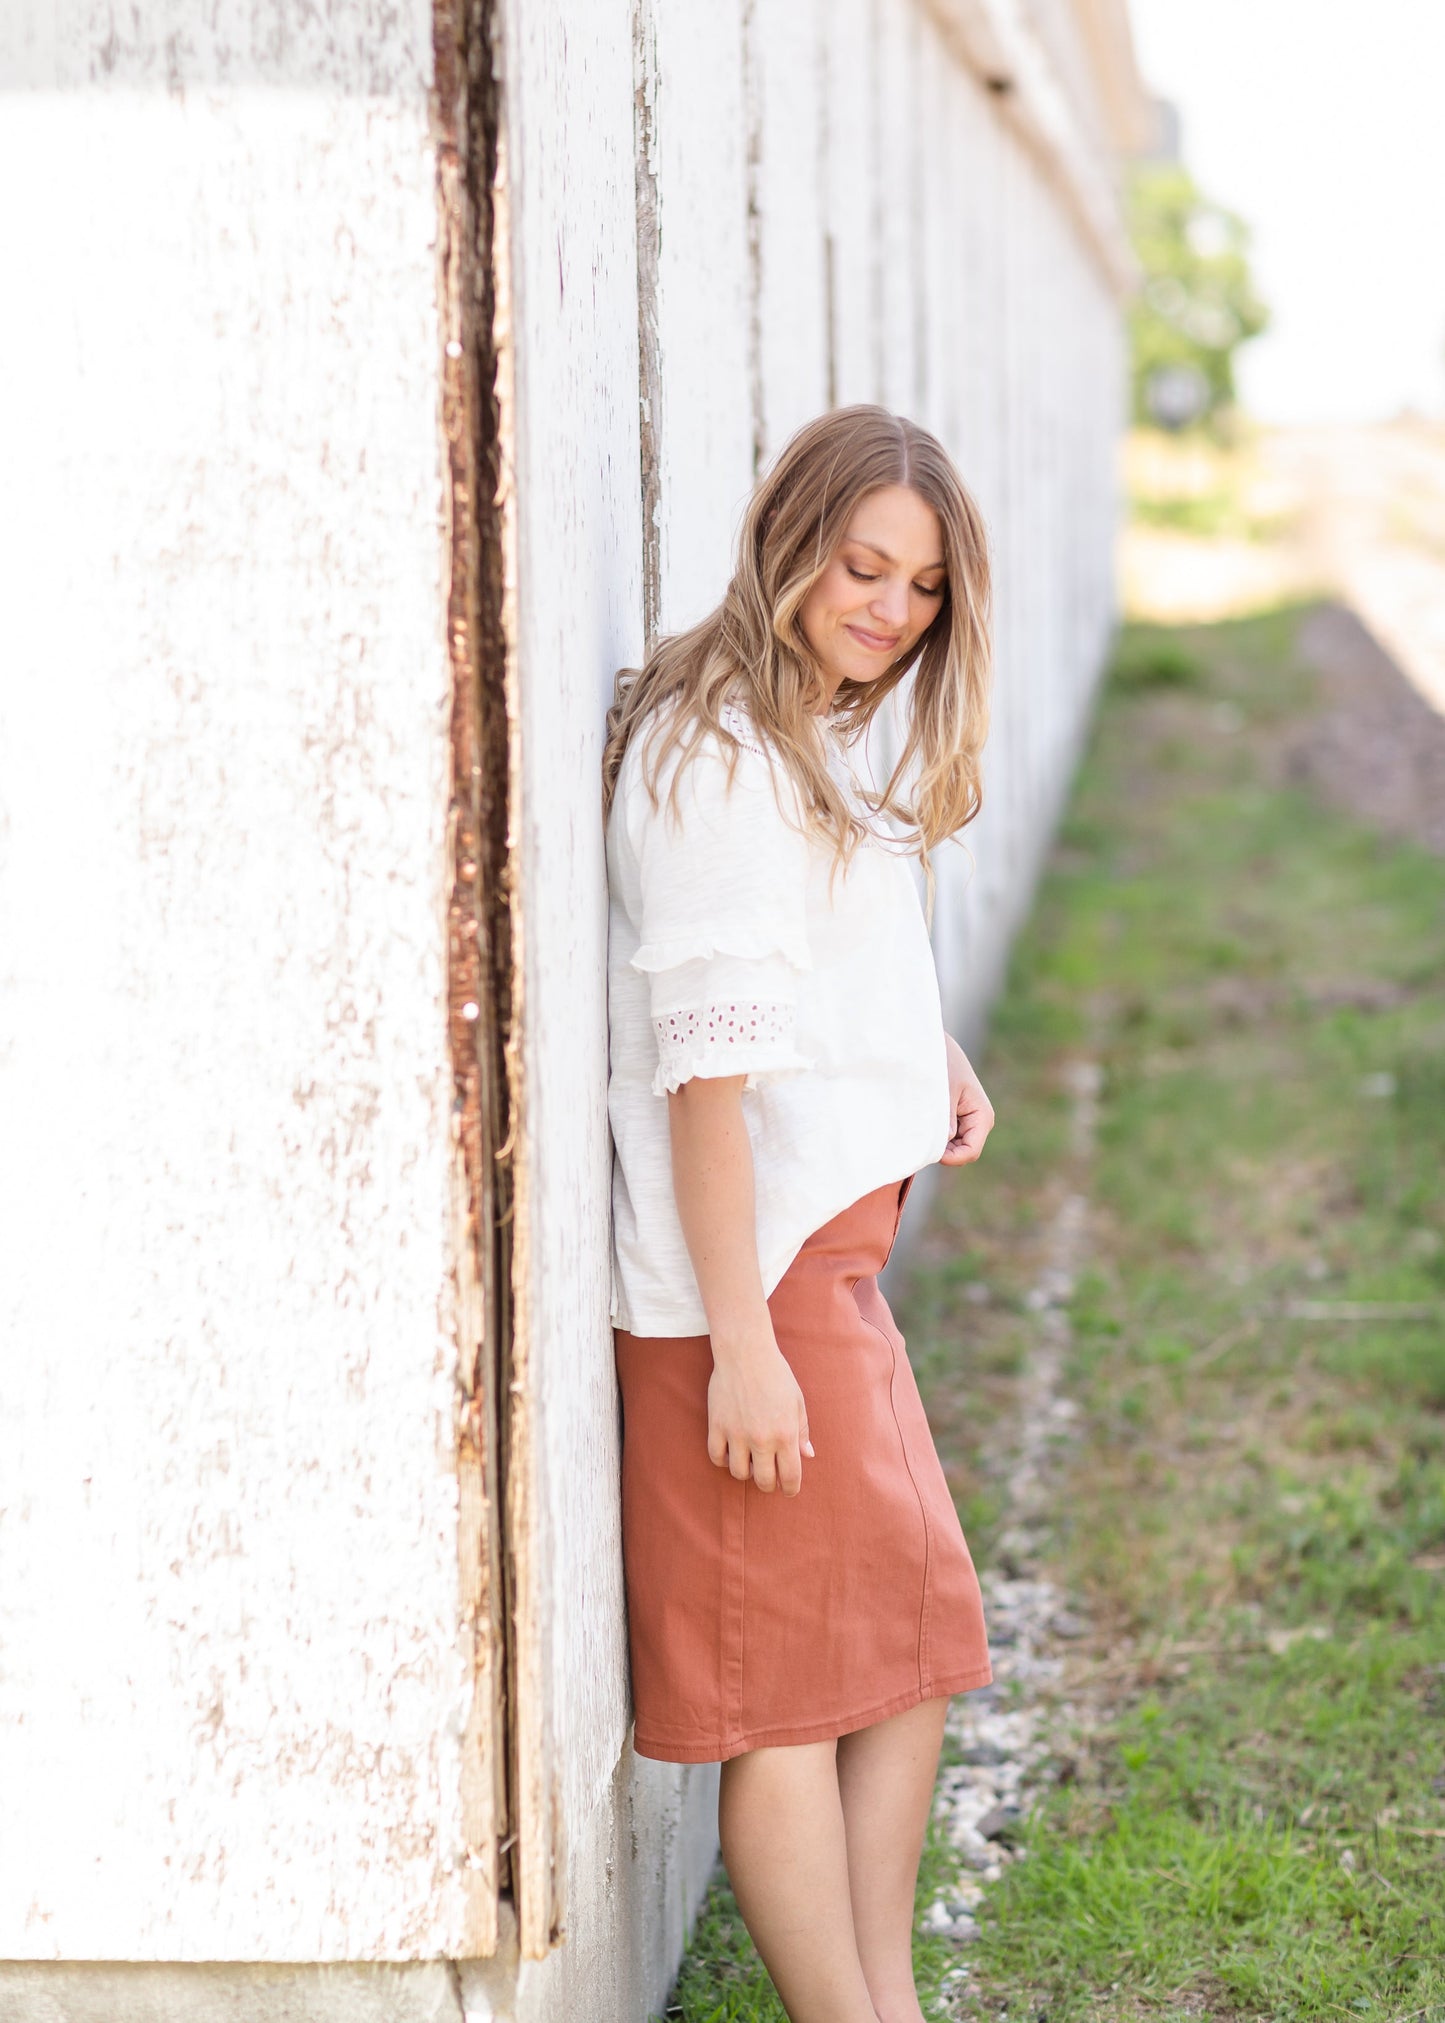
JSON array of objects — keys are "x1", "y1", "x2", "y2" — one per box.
[{"x1": 606, "y1": 699, "x2": 954, "y2": 1337}]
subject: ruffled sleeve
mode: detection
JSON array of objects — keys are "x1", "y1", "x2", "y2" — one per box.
[{"x1": 626, "y1": 711, "x2": 816, "y2": 1098}]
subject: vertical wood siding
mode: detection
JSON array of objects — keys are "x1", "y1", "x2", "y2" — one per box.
[
  {"x1": 498, "y1": 0, "x2": 1130, "y2": 2012},
  {"x1": 493, "y1": 0, "x2": 649, "y2": 1964},
  {"x1": 0, "y1": 0, "x2": 1135, "y2": 2010}
]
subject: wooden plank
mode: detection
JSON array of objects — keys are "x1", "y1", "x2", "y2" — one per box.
[
  {"x1": 819, "y1": 0, "x2": 879, "y2": 407},
  {"x1": 0, "y1": 4, "x2": 476, "y2": 1962},
  {"x1": 493, "y1": 0, "x2": 647, "y2": 1961},
  {"x1": 644, "y1": 0, "x2": 756, "y2": 634},
  {"x1": 748, "y1": 0, "x2": 830, "y2": 458},
  {"x1": 875, "y1": 0, "x2": 922, "y2": 419}
]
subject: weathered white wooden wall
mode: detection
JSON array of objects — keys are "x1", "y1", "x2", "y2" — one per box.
[
  {"x1": 490, "y1": 1, "x2": 724, "y2": 2011},
  {"x1": 0, "y1": 0, "x2": 1141, "y2": 2017},
  {"x1": 0, "y1": 0, "x2": 481, "y2": 1973},
  {"x1": 500, "y1": 2, "x2": 1136, "y2": 2019}
]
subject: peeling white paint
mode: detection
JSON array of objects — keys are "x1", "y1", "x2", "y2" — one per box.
[{"x1": 0, "y1": 71, "x2": 469, "y2": 1957}]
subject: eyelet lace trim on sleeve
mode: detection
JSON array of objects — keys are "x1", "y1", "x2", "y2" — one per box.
[{"x1": 651, "y1": 1001, "x2": 814, "y2": 1096}]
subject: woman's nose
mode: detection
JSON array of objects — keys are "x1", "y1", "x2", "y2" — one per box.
[{"x1": 871, "y1": 579, "x2": 910, "y2": 629}]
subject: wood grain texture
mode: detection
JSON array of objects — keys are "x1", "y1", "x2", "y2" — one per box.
[
  {"x1": 493, "y1": 0, "x2": 652, "y2": 1963},
  {"x1": 748, "y1": 0, "x2": 831, "y2": 459},
  {"x1": 0, "y1": 20, "x2": 471, "y2": 1961},
  {"x1": 645, "y1": 0, "x2": 755, "y2": 635}
]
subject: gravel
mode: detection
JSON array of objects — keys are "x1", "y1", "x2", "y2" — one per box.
[{"x1": 922, "y1": 1049, "x2": 1104, "y2": 1975}]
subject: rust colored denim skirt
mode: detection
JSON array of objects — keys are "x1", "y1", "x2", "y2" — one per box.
[{"x1": 614, "y1": 1174, "x2": 993, "y2": 1763}]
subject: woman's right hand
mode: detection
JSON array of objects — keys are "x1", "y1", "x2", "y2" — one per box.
[
  {"x1": 706, "y1": 1336, "x2": 813, "y2": 1496},
  {"x1": 664, "y1": 1072, "x2": 812, "y2": 1493}
]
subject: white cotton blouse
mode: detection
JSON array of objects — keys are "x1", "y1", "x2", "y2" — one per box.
[{"x1": 605, "y1": 696, "x2": 955, "y2": 1338}]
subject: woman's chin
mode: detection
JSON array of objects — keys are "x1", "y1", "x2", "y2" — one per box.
[{"x1": 813, "y1": 658, "x2": 896, "y2": 701}]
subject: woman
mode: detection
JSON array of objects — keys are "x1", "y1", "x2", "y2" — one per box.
[{"x1": 603, "y1": 405, "x2": 995, "y2": 2023}]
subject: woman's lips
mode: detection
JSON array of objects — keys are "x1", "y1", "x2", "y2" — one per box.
[{"x1": 845, "y1": 622, "x2": 901, "y2": 652}]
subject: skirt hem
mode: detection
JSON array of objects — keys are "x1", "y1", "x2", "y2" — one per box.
[{"x1": 631, "y1": 1661, "x2": 996, "y2": 1766}]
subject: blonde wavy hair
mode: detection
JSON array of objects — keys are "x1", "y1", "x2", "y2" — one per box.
[{"x1": 601, "y1": 404, "x2": 992, "y2": 900}]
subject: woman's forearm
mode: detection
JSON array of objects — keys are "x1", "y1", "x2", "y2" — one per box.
[
  {"x1": 667, "y1": 1074, "x2": 811, "y2": 1492},
  {"x1": 666, "y1": 1075, "x2": 772, "y2": 1358}
]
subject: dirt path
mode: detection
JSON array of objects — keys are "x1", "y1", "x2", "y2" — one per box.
[{"x1": 1280, "y1": 601, "x2": 1445, "y2": 858}]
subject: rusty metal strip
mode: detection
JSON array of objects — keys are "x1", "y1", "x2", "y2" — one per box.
[
  {"x1": 433, "y1": 0, "x2": 515, "y2": 1958},
  {"x1": 482, "y1": 21, "x2": 558, "y2": 1961}
]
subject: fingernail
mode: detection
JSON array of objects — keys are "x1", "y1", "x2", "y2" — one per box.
[{"x1": 803, "y1": 1440, "x2": 815, "y2": 1457}]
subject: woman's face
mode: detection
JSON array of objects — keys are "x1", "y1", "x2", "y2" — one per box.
[{"x1": 798, "y1": 484, "x2": 947, "y2": 700}]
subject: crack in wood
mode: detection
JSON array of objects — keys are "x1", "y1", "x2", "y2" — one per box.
[
  {"x1": 433, "y1": 0, "x2": 515, "y2": 1959},
  {"x1": 633, "y1": 0, "x2": 663, "y2": 652}
]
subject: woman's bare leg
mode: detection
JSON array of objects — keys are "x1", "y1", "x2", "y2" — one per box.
[
  {"x1": 835, "y1": 1695, "x2": 951, "y2": 2023},
  {"x1": 718, "y1": 1740, "x2": 881, "y2": 2023}
]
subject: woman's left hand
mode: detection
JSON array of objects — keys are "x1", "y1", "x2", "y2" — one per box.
[{"x1": 941, "y1": 1033, "x2": 995, "y2": 1167}]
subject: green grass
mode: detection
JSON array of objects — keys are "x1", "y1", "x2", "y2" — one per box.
[
  {"x1": 662, "y1": 603, "x2": 1445, "y2": 2021},
  {"x1": 936, "y1": 605, "x2": 1445, "y2": 2020}
]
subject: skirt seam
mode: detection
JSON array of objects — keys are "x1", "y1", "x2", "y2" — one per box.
[
  {"x1": 856, "y1": 1302, "x2": 935, "y2": 1697},
  {"x1": 722, "y1": 1467, "x2": 747, "y2": 1755}
]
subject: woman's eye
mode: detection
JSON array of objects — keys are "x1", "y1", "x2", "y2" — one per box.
[
  {"x1": 846, "y1": 566, "x2": 878, "y2": 583},
  {"x1": 916, "y1": 582, "x2": 946, "y2": 598}
]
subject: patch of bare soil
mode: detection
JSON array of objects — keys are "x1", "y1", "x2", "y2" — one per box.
[{"x1": 1279, "y1": 601, "x2": 1445, "y2": 855}]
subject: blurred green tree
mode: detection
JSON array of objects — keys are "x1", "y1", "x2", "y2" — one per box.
[{"x1": 1127, "y1": 164, "x2": 1270, "y2": 432}]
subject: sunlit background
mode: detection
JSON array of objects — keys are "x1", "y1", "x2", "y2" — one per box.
[
  {"x1": 1118, "y1": 0, "x2": 1445, "y2": 725},
  {"x1": 1132, "y1": 0, "x2": 1445, "y2": 425}
]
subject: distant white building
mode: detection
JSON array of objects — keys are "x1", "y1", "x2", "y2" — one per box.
[{"x1": 0, "y1": 2, "x2": 1148, "y2": 2018}]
